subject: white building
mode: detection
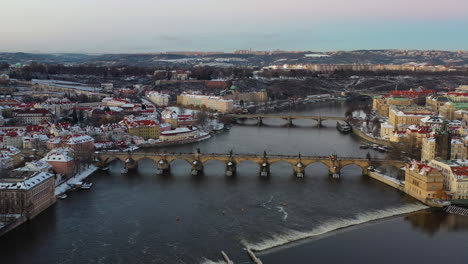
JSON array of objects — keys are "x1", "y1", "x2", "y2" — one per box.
[
  {"x1": 146, "y1": 91, "x2": 170, "y2": 106},
  {"x1": 429, "y1": 159, "x2": 468, "y2": 200}
]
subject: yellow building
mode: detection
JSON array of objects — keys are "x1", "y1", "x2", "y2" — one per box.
[
  {"x1": 421, "y1": 137, "x2": 437, "y2": 162},
  {"x1": 388, "y1": 106, "x2": 433, "y2": 129},
  {"x1": 450, "y1": 138, "x2": 467, "y2": 160},
  {"x1": 125, "y1": 120, "x2": 161, "y2": 140},
  {"x1": 405, "y1": 161, "x2": 445, "y2": 202},
  {"x1": 429, "y1": 160, "x2": 468, "y2": 200},
  {"x1": 440, "y1": 102, "x2": 468, "y2": 120},
  {"x1": 373, "y1": 96, "x2": 412, "y2": 117},
  {"x1": 426, "y1": 95, "x2": 448, "y2": 112},
  {"x1": 177, "y1": 94, "x2": 234, "y2": 113}
]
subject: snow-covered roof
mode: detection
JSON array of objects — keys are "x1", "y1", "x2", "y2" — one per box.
[
  {"x1": 160, "y1": 126, "x2": 197, "y2": 135},
  {"x1": 0, "y1": 172, "x2": 54, "y2": 190}
]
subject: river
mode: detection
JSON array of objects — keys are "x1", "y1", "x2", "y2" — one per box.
[{"x1": 0, "y1": 101, "x2": 467, "y2": 264}]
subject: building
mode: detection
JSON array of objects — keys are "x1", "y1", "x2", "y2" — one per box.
[
  {"x1": 37, "y1": 98, "x2": 77, "y2": 115},
  {"x1": 47, "y1": 134, "x2": 95, "y2": 153},
  {"x1": 161, "y1": 109, "x2": 197, "y2": 129},
  {"x1": 450, "y1": 137, "x2": 467, "y2": 160},
  {"x1": 100, "y1": 83, "x2": 114, "y2": 92},
  {"x1": 388, "y1": 106, "x2": 434, "y2": 130},
  {"x1": 426, "y1": 95, "x2": 449, "y2": 112},
  {"x1": 146, "y1": 91, "x2": 170, "y2": 106},
  {"x1": 102, "y1": 97, "x2": 131, "y2": 107},
  {"x1": 222, "y1": 86, "x2": 268, "y2": 103},
  {"x1": 405, "y1": 161, "x2": 445, "y2": 202},
  {"x1": 177, "y1": 94, "x2": 234, "y2": 113},
  {"x1": 121, "y1": 117, "x2": 170, "y2": 140},
  {"x1": 429, "y1": 160, "x2": 468, "y2": 200},
  {"x1": 44, "y1": 149, "x2": 75, "y2": 176},
  {"x1": 0, "y1": 172, "x2": 56, "y2": 220},
  {"x1": 373, "y1": 96, "x2": 413, "y2": 117},
  {"x1": 421, "y1": 137, "x2": 437, "y2": 162},
  {"x1": 440, "y1": 102, "x2": 468, "y2": 120},
  {"x1": 0, "y1": 154, "x2": 14, "y2": 170},
  {"x1": 1, "y1": 146, "x2": 23, "y2": 167},
  {"x1": 13, "y1": 108, "x2": 53, "y2": 125},
  {"x1": 171, "y1": 70, "x2": 190, "y2": 80}
]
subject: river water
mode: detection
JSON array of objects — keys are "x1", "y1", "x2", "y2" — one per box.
[{"x1": 1, "y1": 101, "x2": 467, "y2": 264}]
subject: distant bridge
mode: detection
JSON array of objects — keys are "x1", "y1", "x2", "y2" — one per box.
[
  {"x1": 230, "y1": 114, "x2": 347, "y2": 126},
  {"x1": 95, "y1": 150, "x2": 405, "y2": 178}
]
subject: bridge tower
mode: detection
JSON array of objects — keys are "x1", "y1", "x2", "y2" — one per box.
[{"x1": 259, "y1": 151, "x2": 270, "y2": 177}]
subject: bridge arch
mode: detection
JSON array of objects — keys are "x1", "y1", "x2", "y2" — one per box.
[
  {"x1": 304, "y1": 161, "x2": 331, "y2": 177},
  {"x1": 339, "y1": 163, "x2": 366, "y2": 176},
  {"x1": 104, "y1": 156, "x2": 125, "y2": 166},
  {"x1": 235, "y1": 160, "x2": 261, "y2": 175},
  {"x1": 269, "y1": 160, "x2": 295, "y2": 176}
]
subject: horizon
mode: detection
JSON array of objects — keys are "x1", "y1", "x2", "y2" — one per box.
[
  {"x1": 1, "y1": 48, "x2": 467, "y2": 56},
  {"x1": 2, "y1": 0, "x2": 468, "y2": 53}
]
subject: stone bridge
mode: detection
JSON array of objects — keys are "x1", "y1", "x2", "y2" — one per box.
[
  {"x1": 95, "y1": 150, "x2": 405, "y2": 178},
  {"x1": 230, "y1": 114, "x2": 347, "y2": 126}
]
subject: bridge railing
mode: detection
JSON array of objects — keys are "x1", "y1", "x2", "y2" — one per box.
[{"x1": 95, "y1": 151, "x2": 383, "y2": 161}]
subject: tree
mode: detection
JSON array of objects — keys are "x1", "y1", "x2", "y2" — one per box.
[
  {"x1": 71, "y1": 109, "x2": 78, "y2": 124},
  {"x1": 78, "y1": 110, "x2": 84, "y2": 123},
  {"x1": 195, "y1": 110, "x2": 209, "y2": 128}
]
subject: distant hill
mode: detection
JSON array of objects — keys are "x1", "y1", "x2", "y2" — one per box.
[{"x1": 1, "y1": 50, "x2": 467, "y2": 67}]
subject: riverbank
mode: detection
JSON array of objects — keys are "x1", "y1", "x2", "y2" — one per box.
[
  {"x1": 351, "y1": 126, "x2": 392, "y2": 147},
  {"x1": 0, "y1": 215, "x2": 27, "y2": 237},
  {"x1": 55, "y1": 165, "x2": 98, "y2": 195}
]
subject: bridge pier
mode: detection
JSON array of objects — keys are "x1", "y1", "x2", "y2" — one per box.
[
  {"x1": 225, "y1": 161, "x2": 237, "y2": 176},
  {"x1": 156, "y1": 159, "x2": 170, "y2": 175},
  {"x1": 259, "y1": 162, "x2": 270, "y2": 177},
  {"x1": 191, "y1": 160, "x2": 204, "y2": 176},
  {"x1": 329, "y1": 166, "x2": 340, "y2": 179},
  {"x1": 316, "y1": 118, "x2": 322, "y2": 128},
  {"x1": 295, "y1": 162, "x2": 305, "y2": 178},
  {"x1": 125, "y1": 158, "x2": 137, "y2": 171},
  {"x1": 257, "y1": 117, "x2": 263, "y2": 126},
  {"x1": 287, "y1": 117, "x2": 293, "y2": 127}
]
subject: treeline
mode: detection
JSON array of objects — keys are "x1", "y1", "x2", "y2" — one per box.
[
  {"x1": 8, "y1": 62, "x2": 154, "y2": 80},
  {"x1": 154, "y1": 66, "x2": 255, "y2": 80}
]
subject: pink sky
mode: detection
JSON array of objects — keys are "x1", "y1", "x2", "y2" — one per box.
[{"x1": 1, "y1": 0, "x2": 467, "y2": 53}]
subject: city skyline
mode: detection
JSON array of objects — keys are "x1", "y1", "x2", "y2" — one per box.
[{"x1": 2, "y1": 0, "x2": 468, "y2": 53}]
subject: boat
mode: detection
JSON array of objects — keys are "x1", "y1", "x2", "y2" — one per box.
[
  {"x1": 101, "y1": 166, "x2": 109, "y2": 171},
  {"x1": 57, "y1": 194, "x2": 67, "y2": 200},
  {"x1": 377, "y1": 147, "x2": 387, "y2": 152},
  {"x1": 121, "y1": 168, "x2": 128, "y2": 174},
  {"x1": 141, "y1": 127, "x2": 212, "y2": 147},
  {"x1": 80, "y1": 182, "x2": 93, "y2": 189},
  {"x1": 359, "y1": 144, "x2": 369, "y2": 149},
  {"x1": 336, "y1": 121, "x2": 351, "y2": 133}
]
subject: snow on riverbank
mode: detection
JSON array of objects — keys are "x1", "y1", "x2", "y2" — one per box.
[
  {"x1": 373, "y1": 171, "x2": 404, "y2": 185},
  {"x1": 55, "y1": 165, "x2": 98, "y2": 195}
]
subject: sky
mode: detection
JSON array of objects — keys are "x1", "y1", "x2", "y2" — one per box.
[{"x1": 1, "y1": 0, "x2": 467, "y2": 53}]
